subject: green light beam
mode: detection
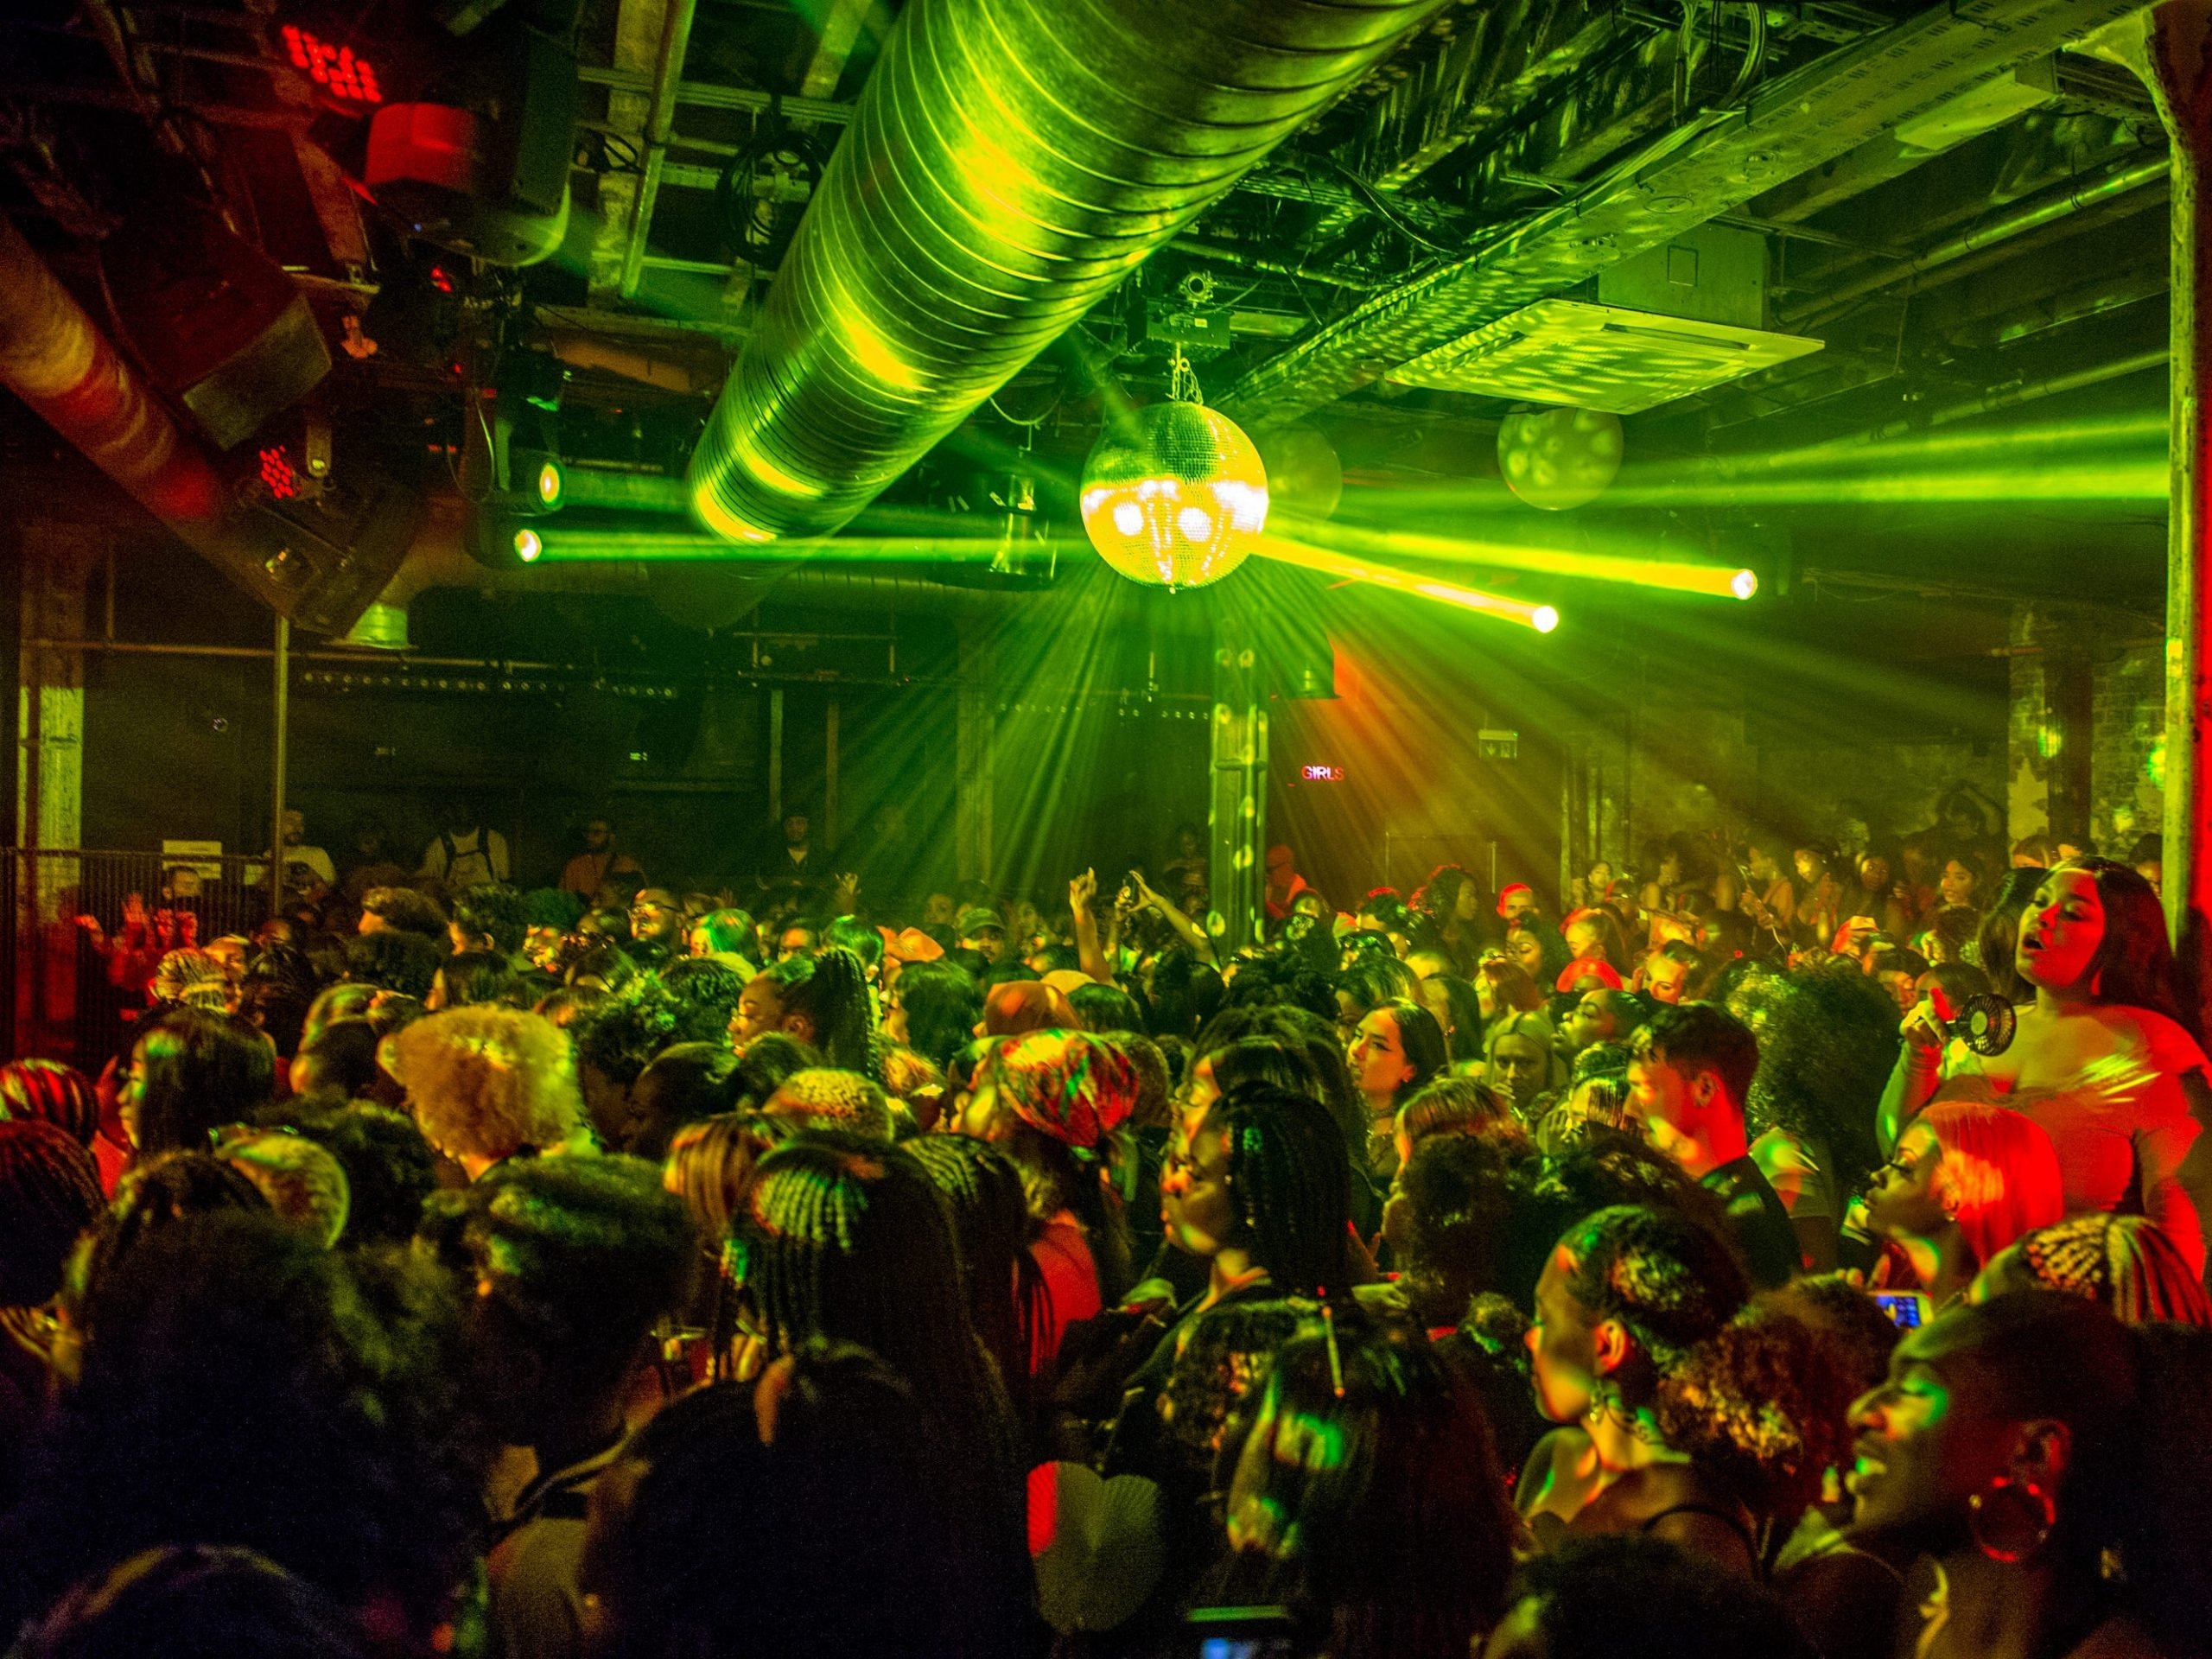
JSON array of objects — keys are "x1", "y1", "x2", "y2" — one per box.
[
  {"x1": 531, "y1": 530, "x2": 1011, "y2": 562},
  {"x1": 1255, "y1": 535, "x2": 1558, "y2": 632},
  {"x1": 1296, "y1": 514, "x2": 1753, "y2": 599}
]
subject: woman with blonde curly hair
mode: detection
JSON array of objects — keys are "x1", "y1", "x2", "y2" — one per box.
[{"x1": 385, "y1": 1007, "x2": 588, "y2": 1179}]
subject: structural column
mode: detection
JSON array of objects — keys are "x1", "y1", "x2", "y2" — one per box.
[
  {"x1": 1209, "y1": 615, "x2": 1268, "y2": 958},
  {"x1": 2138, "y1": 2, "x2": 2212, "y2": 1022},
  {"x1": 12, "y1": 524, "x2": 93, "y2": 1056}
]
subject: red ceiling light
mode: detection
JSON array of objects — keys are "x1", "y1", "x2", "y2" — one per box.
[{"x1": 282, "y1": 24, "x2": 383, "y2": 105}]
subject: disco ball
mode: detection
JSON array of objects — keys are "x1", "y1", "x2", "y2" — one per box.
[
  {"x1": 1255, "y1": 422, "x2": 1343, "y2": 521},
  {"x1": 1497, "y1": 406, "x2": 1623, "y2": 511},
  {"x1": 1080, "y1": 402, "x2": 1269, "y2": 589}
]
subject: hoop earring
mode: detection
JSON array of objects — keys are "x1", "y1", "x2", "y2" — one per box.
[{"x1": 1969, "y1": 1477, "x2": 2055, "y2": 1563}]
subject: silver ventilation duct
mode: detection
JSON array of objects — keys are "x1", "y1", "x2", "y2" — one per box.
[{"x1": 686, "y1": 0, "x2": 1454, "y2": 544}]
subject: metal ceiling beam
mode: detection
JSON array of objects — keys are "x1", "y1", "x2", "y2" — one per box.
[
  {"x1": 587, "y1": 0, "x2": 679, "y2": 301},
  {"x1": 618, "y1": 0, "x2": 701, "y2": 299},
  {"x1": 1787, "y1": 147, "x2": 2170, "y2": 326},
  {"x1": 799, "y1": 0, "x2": 878, "y2": 100},
  {"x1": 1218, "y1": 0, "x2": 2145, "y2": 429}
]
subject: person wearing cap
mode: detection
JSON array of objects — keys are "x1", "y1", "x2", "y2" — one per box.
[
  {"x1": 957, "y1": 906, "x2": 1008, "y2": 966},
  {"x1": 956, "y1": 1031, "x2": 1140, "y2": 1372}
]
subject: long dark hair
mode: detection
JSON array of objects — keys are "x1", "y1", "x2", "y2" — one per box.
[
  {"x1": 129, "y1": 1007, "x2": 275, "y2": 1156},
  {"x1": 892, "y1": 960, "x2": 982, "y2": 1070},
  {"x1": 1217, "y1": 1315, "x2": 1516, "y2": 1659},
  {"x1": 762, "y1": 947, "x2": 876, "y2": 1074},
  {"x1": 1978, "y1": 867, "x2": 2044, "y2": 1004},
  {"x1": 906, "y1": 1135, "x2": 1047, "y2": 1418},
  {"x1": 2067, "y1": 859, "x2": 2196, "y2": 1038},
  {"x1": 1937, "y1": 1294, "x2": 2212, "y2": 1656},
  {"x1": 1368, "y1": 999, "x2": 1447, "y2": 1107},
  {"x1": 1212, "y1": 1083, "x2": 1353, "y2": 1298},
  {"x1": 739, "y1": 1133, "x2": 1018, "y2": 1474}
]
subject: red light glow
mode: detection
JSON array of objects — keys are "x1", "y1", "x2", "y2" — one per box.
[
  {"x1": 258, "y1": 445, "x2": 298, "y2": 500},
  {"x1": 282, "y1": 25, "x2": 383, "y2": 105}
]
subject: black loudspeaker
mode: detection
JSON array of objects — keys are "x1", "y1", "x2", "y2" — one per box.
[
  {"x1": 99, "y1": 200, "x2": 333, "y2": 450},
  {"x1": 234, "y1": 467, "x2": 424, "y2": 636}
]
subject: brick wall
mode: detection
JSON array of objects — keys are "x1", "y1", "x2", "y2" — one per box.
[{"x1": 2089, "y1": 640, "x2": 2164, "y2": 855}]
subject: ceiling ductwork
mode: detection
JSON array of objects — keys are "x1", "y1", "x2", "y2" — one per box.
[
  {"x1": 685, "y1": 0, "x2": 1457, "y2": 545},
  {"x1": 1218, "y1": 0, "x2": 2147, "y2": 430},
  {"x1": 0, "y1": 212, "x2": 416, "y2": 635}
]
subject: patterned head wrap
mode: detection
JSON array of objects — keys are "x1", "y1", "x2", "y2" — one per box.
[{"x1": 985, "y1": 1030, "x2": 1137, "y2": 1151}]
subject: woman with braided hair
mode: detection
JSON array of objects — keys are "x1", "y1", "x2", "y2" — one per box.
[
  {"x1": 957, "y1": 1029, "x2": 1141, "y2": 1370},
  {"x1": 908, "y1": 1135, "x2": 1050, "y2": 1425},
  {"x1": 1971, "y1": 1211, "x2": 2212, "y2": 1327},
  {"x1": 1520, "y1": 1203, "x2": 1854, "y2": 1575},
  {"x1": 734, "y1": 1132, "x2": 1033, "y2": 1656},
  {"x1": 729, "y1": 946, "x2": 875, "y2": 1077}
]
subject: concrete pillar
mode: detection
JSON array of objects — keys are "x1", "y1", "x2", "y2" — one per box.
[
  {"x1": 2136, "y1": 2, "x2": 2212, "y2": 1020},
  {"x1": 12, "y1": 524, "x2": 92, "y2": 1055}
]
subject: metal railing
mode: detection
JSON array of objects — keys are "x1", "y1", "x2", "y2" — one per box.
[{"x1": 3, "y1": 849, "x2": 276, "y2": 1067}]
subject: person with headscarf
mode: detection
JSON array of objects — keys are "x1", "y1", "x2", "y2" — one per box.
[{"x1": 956, "y1": 1030, "x2": 1139, "y2": 1371}]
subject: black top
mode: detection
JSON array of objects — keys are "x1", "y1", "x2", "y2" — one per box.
[{"x1": 1703, "y1": 1154, "x2": 1801, "y2": 1289}]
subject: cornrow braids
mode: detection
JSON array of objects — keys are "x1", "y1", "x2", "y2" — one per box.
[
  {"x1": 0, "y1": 1060, "x2": 102, "y2": 1147},
  {"x1": 2018, "y1": 1213, "x2": 2212, "y2": 1328},
  {"x1": 1214, "y1": 1081, "x2": 1353, "y2": 1299}
]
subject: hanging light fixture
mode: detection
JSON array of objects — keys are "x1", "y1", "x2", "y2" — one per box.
[
  {"x1": 1497, "y1": 406, "x2": 1623, "y2": 511},
  {"x1": 1080, "y1": 347, "x2": 1269, "y2": 589}
]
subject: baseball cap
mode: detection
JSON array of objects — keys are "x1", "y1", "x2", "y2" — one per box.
[{"x1": 957, "y1": 906, "x2": 1006, "y2": 938}]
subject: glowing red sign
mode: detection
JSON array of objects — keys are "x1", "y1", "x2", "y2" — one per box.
[
  {"x1": 282, "y1": 25, "x2": 383, "y2": 105},
  {"x1": 1301, "y1": 764, "x2": 1345, "y2": 782}
]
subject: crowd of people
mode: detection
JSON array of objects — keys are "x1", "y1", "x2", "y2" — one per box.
[{"x1": 4, "y1": 790, "x2": 2211, "y2": 1659}]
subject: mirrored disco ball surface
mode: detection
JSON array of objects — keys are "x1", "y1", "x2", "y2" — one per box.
[
  {"x1": 1497, "y1": 406, "x2": 1623, "y2": 511},
  {"x1": 1080, "y1": 402, "x2": 1270, "y2": 589}
]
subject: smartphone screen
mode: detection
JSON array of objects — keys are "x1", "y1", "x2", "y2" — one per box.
[
  {"x1": 1186, "y1": 1607, "x2": 1300, "y2": 1659},
  {"x1": 1872, "y1": 1291, "x2": 1932, "y2": 1329}
]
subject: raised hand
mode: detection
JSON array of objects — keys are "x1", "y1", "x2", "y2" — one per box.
[{"x1": 1069, "y1": 868, "x2": 1097, "y2": 918}]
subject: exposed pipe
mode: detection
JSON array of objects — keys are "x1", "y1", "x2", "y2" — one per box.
[
  {"x1": 686, "y1": 0, "x2": 1456, "y2": 545},
  {"x1": 618, "y1": 0, "x2": 701, "y2": 300},
  {"x1": 1790, "y1": 151, "x2": 2171, "y2": 325},
  {"x1": 0, "y1": 213, "x2": 227, "y2": 524}
]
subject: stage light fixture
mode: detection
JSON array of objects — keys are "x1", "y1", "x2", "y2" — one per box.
[
  {"x1": 281, "y1": 23, "x2": 384, "y2": 105},
  {"x1": 1533, "y1": 606, "x2": 1560, "y2": 633},
  {"x1": 1080, "y1": 352, "x2": 1268, "y2": 590},
  {"x1": 1730, "y1": 568, "x2": 1758, "y2": 600},
  {"x1": 1497, "y1": 406, "x2": 1623, "y2": 511},
  {"x1": 514, "y1": 527, "x2": 543, "y2": 562}
]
